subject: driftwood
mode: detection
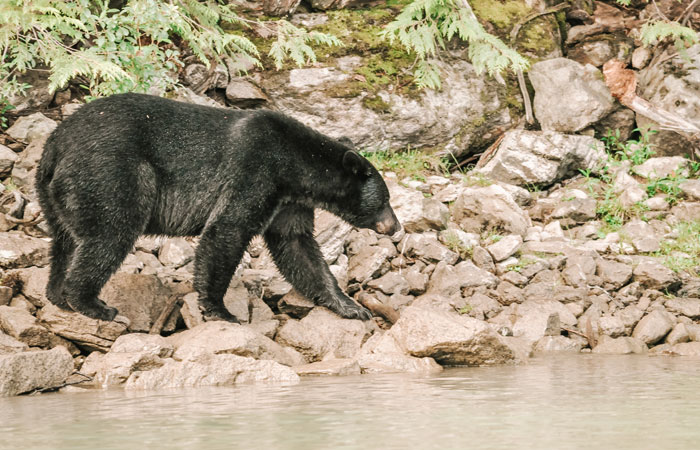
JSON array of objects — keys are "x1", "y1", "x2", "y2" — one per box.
[
  {"x1": 357, "y1": 292, "x2": 400, "y2": 324},
  {"x1": 149, "y1": 295, "x2": 183, "y2": 335},
  {"x1": 603, "y1": 59, "x2": 700, "y2": 158}
]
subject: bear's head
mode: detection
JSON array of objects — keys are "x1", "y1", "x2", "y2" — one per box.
[{"x1": 340, "y1": 150, "x2": 401, "y2": 237}]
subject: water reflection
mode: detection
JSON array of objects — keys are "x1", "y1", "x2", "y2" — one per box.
[{"x1": 2, "y1": 355, "x2": 700, "y2": 449}]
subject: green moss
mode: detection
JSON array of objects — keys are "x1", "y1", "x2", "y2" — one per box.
[
  {"x1": 362, "y1": 94, "x2": 391, "y2": 113},
  {"x1": 471, "y1": 0, "x2": 530, "y2": 31},
  {"x1": 519, "y1": 19, "x2": 558, "y2": 55}
]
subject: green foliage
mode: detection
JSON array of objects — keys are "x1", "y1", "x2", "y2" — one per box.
[
  {"x1": 268, "y1": 20, "x2": 342, "y2": 70},
  {"x1": 381, "y1": 0, "x2": 528, "y2": 88},
  {"x1": 361, "y1": 148, "x2": 445, "y2": 180},
  {"x1": 655, "y1": 221, "x2": 700, "y2": 273},
  {"x1": 0, "y1": 0, "x2": 260, "y2": 99},
  {"x1": 640, "y1": 21, "x2": 698, "y2": 52},
  {"x1": 646, "y1": 174, "x2": 684, "y2": 205},
  {"x1": 601, "y1": 128, "x2": 657, "y2": 165},
  {"x1": 442, "y1": 231, "x2": 473, "y2": 259}
]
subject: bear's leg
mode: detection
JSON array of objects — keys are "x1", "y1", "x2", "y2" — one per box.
[
  {"x1": 61, "y1": 233, "x2": 139, "y2": 321},
  {"x1": 46, "y1": 229, "x2": 75, "y2": 311},
  {"x1": 264, "y1": 204, "x2": 372, "y2": 321},
  {"x1": 195, "y1": 220, "x2": 255, "y2": 323}
]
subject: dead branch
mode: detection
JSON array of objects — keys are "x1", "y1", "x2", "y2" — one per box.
[
  {"x1": 149, "y1": 295, "x2": 183, "y2": 335},
  {"x1": 509, "y1": 3, "x2": 571, "y2": 125},
  {"x1": 357, "y1": 292, "x2": 400, "y2": 324},
  {"x1": 603, "y1": 59, "x2": 700, "y2": 157}
]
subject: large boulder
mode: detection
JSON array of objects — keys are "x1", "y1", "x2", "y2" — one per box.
[
  {"x1": 529, "y1": 58, "x2": 615, "y2": 132},
  {"x1": 36, "y1": 304, "x2": 129, "y2": 352},
  {"x1": 261, "y1": 53, "x2": 511, "y2": 157},
  {"x1": 5, "y1": 113, "x2": 57, "y2": 144},
  {"x1": 637, "y1": 44, "x2": 700, "y2": 156},
  {"x1": 451, "y1": 184, "x2": 531, "y2": 236},
  {"x1": 167, "y1": 321, "x2": 299, "y2": 366},
  {"x1": 387, "y1": 181, "x2": 449, "y2": 232},
  {"x1": 0, "y1": 306, "x2": 50, "y2": 347},
  {"x1": 477, "y1": 130, "x2": 606, "y2": 187},
  {"x1": 275, "y1": 307, "x2": 370, "y2": 362},
  {"x1": 388, "y1": 305, "x2": 516, "y2": 366},
  {"x1": 124, "y1": 353, "x2": 299, "y2": 389},
  {"x1": 0, "y1": 347, "x2": 73, "y2": 396},
  {"x1": 101, "y1": 273, "x2": 180, "y2": 333},
  {"x1": 357, "y1": 332, "x2": 443, "y2": 374}
]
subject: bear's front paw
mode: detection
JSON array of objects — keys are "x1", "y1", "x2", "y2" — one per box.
[
  {"x1": 201, "y1": 307, "x2": 241, "y2": 324},
  {"x1": 69, "y1": 298, "x2": 119, "y2": 322},
  {"x1": 335, "y1": 302, "x2": 373, "y2": 321}
]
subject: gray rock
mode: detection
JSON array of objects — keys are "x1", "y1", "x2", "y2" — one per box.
[
  {"x1": 637, "y1": 45, "x2": 700, "y2": 156},
  {"x1": 534, "y1": 336, "x2": 582, "y2": 353},
  {"x1": 660, "y1": 342, "x2": 700, "y2": 357},
  {"x1": 100, "y1": 273, "x2": 179, "y2": 333},
  {"x1": 0, "y1": 287, "x2": 11, "y2": 306},
  {"x1": 0, "y1": 233, "x2": 50, "y2": 268},
  {"x1": 347, "y1": 245, "x2": 391, "y2": 283},
  {"x1": 37, "y1": 304, "x2": 129, "y2": 352},
  {"x1": 225, "y1": 79, "x2": 269, "y2": 107},
  {"x1": 294, "y1": 358, "x2": 361, "y2": 377},
  {"x1": 486, "y1": 235, "x2": 523, "y2": 262},
  {"x1": 357, "y1": 332, "x2": 443, "y2": 374},
  {"x1": 5, "y1": 113, "x2": 57, "y2": 144},
  {"x1": 465, "y1": 292, "x2": 502, "y2": 320},
  {"x1": 492, "y1": 299, "x2": 577, "y2": 345},
  {"x1": 15, "y1": 266, "x2": 49, "y2": 307},
  {"x1": 367, "y1": 272, "x2": 409, "y2": 296},
  {"x1": 597, "y1": 259, "x2": 633, "y2": 289},
  {"x1": 224, "y1": 283, "x2": 274, "y2": 324},
  {"x1": 634, "y1": 157, "x2": 688, "y2": 179},
  {"x1": 388, "y1": 305, "x2": 516, "y2": 366},
  {"x1": 80, "y1": 351, "x2": 165, "y2": 386},
  {"x1": 632, "y1": 309, "x2": 675, "y2": 344},
  {"x1": 0, "y1": 347, "x2": 73, "y2": 396},
  {"x1": 157, "y1": 238, "x2": 195, "y2": 267},
  {"x1": 665, "y1": 323, "x2": 690, "y2": 345},
  {"x1": 633, "y1": 260, "x2": 677, "y2": 290},
  {"x1": 183, "y1": 63, "x2": 208, "y2": 87},
  {"x1": 110, "y1": 333, "x2": 174, "y2": 358},
  {"x1": 125, "y1": 353, "x2": 299, "y2": 389},
  {"x1": 262, "y1": 54, "x2": 512, "y2": 158},
  {"x1": 0, "y1": 331, "x2": 29, "y2": 354},
  {"x1": 5, "y1": 70, "x2": 54, "y2": 113},
  {"x1": 0, "y1": 145, "x2": 18, "y2": 177},
  {"x1": 597, "y1": 315, "x2": 626, "y2": 338},
  {"x1": 278, "y1": 290, "x2": 315, "y2": 319},
  {"x1": 478, "y1": 130, "x2": 606, "y2": 187},
  {"x1": 168, "y1": 321, "x2": 298, "y2": 366},
  {"x1": 452, "y1": 184, "x2": 531, "y2": 236},
  {"x1": 314, "y1": 210, "x2": 353, "y2": 264},
  {"x1": 474, "y1": 246, "x2": 498, "y2": 273},
  {"x1": 399, "y1": 233, "x2": 458, "y2": 265},
  {"x1": 427, "y1": 261, "x2": 498, "y2": 297},
  {"x1": 264, "y1": 0, "x2": 303, "y2": 16},
  {"x1": 632, "y1": 46, "x2": 652, "y2": 69},
  {"x1": 615, "y1": 305, "x2": 644, "y2": 331},
  {"x1": 680, "y1": 179, "x2": 700, "y2": 201},
  {"x1": 529, "y1": 58, "x2": 615, "y2": 132},
  {"x1": 0, "y1": 306, "x2": 50, "y2": 347},
  {"x1": 592, "y1": 336, "x2": 647, "y2": 354},
  {"x1": 551, "y1": 198, "x2": 597, "y2": 223},
  {"x1": 388, "y1": 181, "x2": 449, "y2": 232},
  {"x1": 275, "y1": 307, "x2": 369, "y2": 362},
  {"x1": 665, "y1": 297, "x2": 700, "y2": 319},
  {"x1": 562, "y1": 255, "x2": 596, "y2": 288}
]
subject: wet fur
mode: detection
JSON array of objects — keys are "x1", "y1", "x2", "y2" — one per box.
[{"x1": 36, "y1": 93, "x2": 398, "y2": 322}]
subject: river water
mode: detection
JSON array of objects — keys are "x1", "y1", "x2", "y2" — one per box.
[{"x1": 2, "y1": 354, "x2": 700, "y2": 450}]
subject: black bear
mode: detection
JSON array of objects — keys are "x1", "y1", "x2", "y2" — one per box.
[{"x1": 36, "y1": 93, "x2": 400, "y2": 323}]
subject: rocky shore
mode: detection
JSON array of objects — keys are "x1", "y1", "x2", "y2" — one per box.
[{"x1": 2, "y1": 1, "x2": 700, "y2": 397}]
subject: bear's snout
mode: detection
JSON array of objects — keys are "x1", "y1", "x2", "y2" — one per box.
[{"x1": 374, "y1": 207, "x2": 401, "y2": 236}]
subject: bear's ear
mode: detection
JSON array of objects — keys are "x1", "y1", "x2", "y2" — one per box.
[
  {"x1": 338, "y1": 136, "x2": 354, "y2": 148},
  {"x1": 343, "y1": 150, "x2": 372, "y2": 177}
]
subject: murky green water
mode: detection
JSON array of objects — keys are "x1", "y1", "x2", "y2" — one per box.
[{"x1": 2, "y1": 355, "x2": 700, "y2": 450}]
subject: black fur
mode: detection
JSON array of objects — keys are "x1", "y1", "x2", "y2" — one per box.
[{"x1": 35, "y1": 93, "x2": 400, "y2": 323}]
